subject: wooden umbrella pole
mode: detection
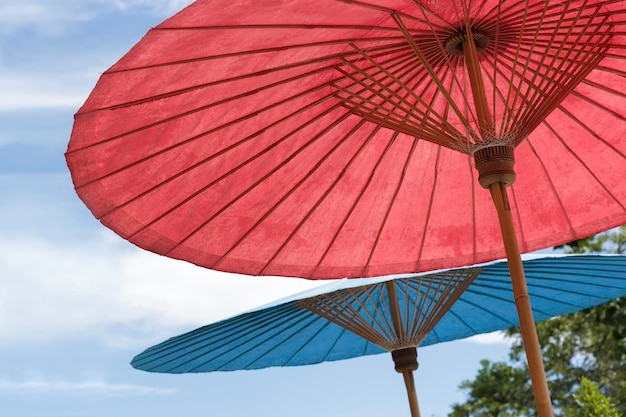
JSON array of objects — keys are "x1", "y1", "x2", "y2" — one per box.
[
  {"x1": 391, "y1": 347, "x2": 422, "y2": 417},
  {"x1": 462, "y1": 29, "x2": 553, "y2": 416},
  {"x1": 401, "y1": 369, "x2": 421, "y2": 417},
  {"x1": 386, "y1": 282, "x2": 421, "y2": 417},
  {"x1": 490, "y1": 183, "x2": 554, "y2": 417}
]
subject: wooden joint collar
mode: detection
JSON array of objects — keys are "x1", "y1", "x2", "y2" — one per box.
[{"x1": 391, "y1": 347, "x2": 418, "y2": 373}]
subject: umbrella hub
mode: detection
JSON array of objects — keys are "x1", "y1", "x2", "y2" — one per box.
[
  {"x1": 444, "y1": 28, "x2": 491, "y2": 56},
  {"x1": 474, "y1": 145, "x2": 516, "y2": 189},
  {"x1": 391, "y1": 347, "x2": 418, "y2": 373}
]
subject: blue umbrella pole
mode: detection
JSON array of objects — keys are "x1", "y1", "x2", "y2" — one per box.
[
  {"x1": 386, "y1": 281, "x2": 421, "y2": 417},
  {"x1": 392, "y1": 347, "x2": 421, "y2": 417}
]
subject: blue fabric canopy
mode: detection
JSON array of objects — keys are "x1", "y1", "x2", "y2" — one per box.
[{"x1": 132, "y1": 255, "x2": 626, "y2": 373}]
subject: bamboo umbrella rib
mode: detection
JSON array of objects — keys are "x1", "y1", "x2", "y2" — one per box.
[
  {"x1": 404, "y1": 0, "x2": 459, "y2": 30},
  {"x1": 461, "y1": 286, "x2": 552, "y2": 318},
  {"x1": 211, "y1": 121, "x2": 373, "y2": 271},
  {"x1": 318, "y1": 327, "x2": 355, "y2": 363},
  {"x1": 489, "y1": 0, "x2": 504, "y2": 130},
  {"x1": 87, "y1": 42, "x2": 414, "y2": 113},
  {"x1": 209, "y1": 312, "x2": 336, "y2": 372},
  {"x1": 407, "y1": 279, "x2": 430, "y2": 337},
  {"x1": 257, "y1": 124, "x2": 381, "y2": 276},
  {"x1": 146, "y1": 301, "x2": 312, "y2": 355},
  {"x1": 120, "y1": 101, "x2": 349, "y2": 239},
  {"x1": 524, "y1": 275, "x2": 625, "y2": 293},
  {"x1": 91, "y1": 96, "x2": 345, "y2": 223},
  {"x1": 525, "y1": 17, "x2": 613, "y2": 123},
  {"x1": 166, "y1": 108, "x2": 355, "y2": 260},
  {"x1": 503, "y1": 0, "x2": 554, "y2": 134},
  {"x1": 407, "y1": 277, "x2": 439, "y2": 338},
  {"x1": 514, "y1": 7, "x2": 611, "y2": 132},
  {"x1": 415, "y1": 273, "x2": 471, "y2": 339},
  {"x1": 374, "y1": 285, "x2": 401, "y2": 341},
  {"x1": 521, "y1": 136, "x2": 577, "y2": 238},
  {"x1": 334, "y1": 58, "x2": 462, "y2": 149},
  {"x1": 338, "y1": 45, "x2": 463, "y2": 142},
  {"x1": 412, "y1": 146, "x2": 441, "y2": 271},
  {"x1": 581, "y1": 79, "x2": 626, "y2": 100},
  {"x1": 451, "y1": 291, "x2": 517, "y2": 327},
  {"x1": 362, "y1": 136, "x2": 419, "y2": 277},
  {"x1": 479, "y1": 37, "x2": 609, "y2": 142},
  {"x1": 500, "y1": 0, "x2": 534, "y2": 135},
  {"x1": 70, "y1": 72, "x2": 340, "y2": 157},
  {"x1": 475, "y1": 56, "x2": 522, "y2": 139},
  {"x1": 555, "y1": 102, "x2": 626, "y2": 158},
  {"x1": 590, "y1": 64, "x2": 626, "y2": 77},
  {"x1": 489, "y1": 0, "x2": 598, "y2": 32},
  {"x1": 367, "y1": 287, "x2": 393, "y2": 344},
  {"x1": 154, "y1": 24, "x2": 405, "y2": 32},
  {"x1": 333, "y1": 69, "x2": 430, "y2": 136},
  {"x1": 523, "y1": 40, "x2": 610, "y2": 138},
  {"x1": 409, "y1": 5, "x2": 486, "y2": 143},
  {"x1": 279, "y1": 319, "x2": 342, "y2": 367},
  {"x1": 481, "y1": 0, "x2": 542, "y2": 24},
  {"x1": 385, "y1": 282, "x2": 405, "y2": 338},
  {"x1": 301, "y1": 287, "x2": 395, "y2": 346},
  {"x1": 134, "y1": 305, "x2": 297, "y2": 363},
  {"x1": 410, "y1": 275, "x2": 443, "y2": 336},
  {"x1": 506, "y1": 40, "x2": 611, "y2": 68},
  {"x1": 393, "y1": 14, "x2": 475, "y2": 137},
  {"x1": 542, "y1": 119, "x2": 626, "y2": 211},
  {"x1": 571, "y1": 90, "x2": 626, "y2": 123},
  {"x1": 420, "y1": 270, "x2": 480, "y2": 337},
  {"x1": 104, "y1": 35, "x2": 411, "y2": 73},
  {"x1": 306, "y1": 136, "x2": 401, "y2": 278},
  {"x1": 480, "y1": 52, "x2": 568, "y2": 135},
  {"x1": 140, "y1": 304, "x2": 317, "y2": 371}
]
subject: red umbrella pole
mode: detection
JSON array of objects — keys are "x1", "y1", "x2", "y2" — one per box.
[
  {"x1": 463, "y1": 28, "x2": 554, "y2": 417},
  {"x1": 490, "y1": 182, "x2": 554, "y2": 417}
]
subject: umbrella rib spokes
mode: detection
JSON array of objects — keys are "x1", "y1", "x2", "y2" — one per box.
[{"x1": 393, "y1": 14, "x2": 477, "y2": 141}]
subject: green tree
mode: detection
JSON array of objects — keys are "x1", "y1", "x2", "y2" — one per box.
[
  {"x1": 449, "y1": 226, "x2": 626, "y2": 417},
  {"x1": 565, "y1": 377, "x2": 621, "y2": 417}
]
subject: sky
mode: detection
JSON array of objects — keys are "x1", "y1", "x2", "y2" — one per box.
[{"x1": 0, "y1": 1, "x2": 517, "y2": 416}]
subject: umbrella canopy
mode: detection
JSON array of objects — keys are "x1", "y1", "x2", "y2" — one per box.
[
  {"x1": 131, "y1": 255, "x2": 626, "y2": 416},
  {"x1": 66, "y1": 1, "x2": 626, "y2": 415},
  {"x1": 66, "y1": 0, "x2": 626, "y2": 279}
]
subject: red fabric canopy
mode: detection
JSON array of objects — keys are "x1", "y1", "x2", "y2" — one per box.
[{"x1": 67, "y1": 0, "x2": 626, "y2": 279}]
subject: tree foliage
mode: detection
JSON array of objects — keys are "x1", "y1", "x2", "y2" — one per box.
[
  {"x1": 449, "y1": 226, "x2": 626, "y2": 417},
  {"x1": 565, "y1": 378, "x2": 621, "y2": 417}
]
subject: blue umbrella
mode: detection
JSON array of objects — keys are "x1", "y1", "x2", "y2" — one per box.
[{"x1": 132, "y1": 255, "x2": 626, "y2": 416}]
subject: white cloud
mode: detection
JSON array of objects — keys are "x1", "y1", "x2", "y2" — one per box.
[
  {"x1": 0, "y1": 1, "x2": 194, "y2": 32},
  {"x1": 0, "y1": 1, "x2": 195, "y2": 112},
  {"x1": 0, "y1": 377, "x2": 176, "y2": 395},
  {"x1": 0, "y1": 229, "x2": 321, "y2": 348},
  {"x1": 0, "y1": 69, "x2": 94, "y2": 111}
]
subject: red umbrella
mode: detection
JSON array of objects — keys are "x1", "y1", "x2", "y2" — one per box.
[{"x1": 66, "y1": 1, "x2": 626, "y2": 416}]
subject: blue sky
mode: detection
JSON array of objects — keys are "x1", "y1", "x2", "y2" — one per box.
[{"x1": 0, "y1": 2, "x2": 514, "y2": 416}]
